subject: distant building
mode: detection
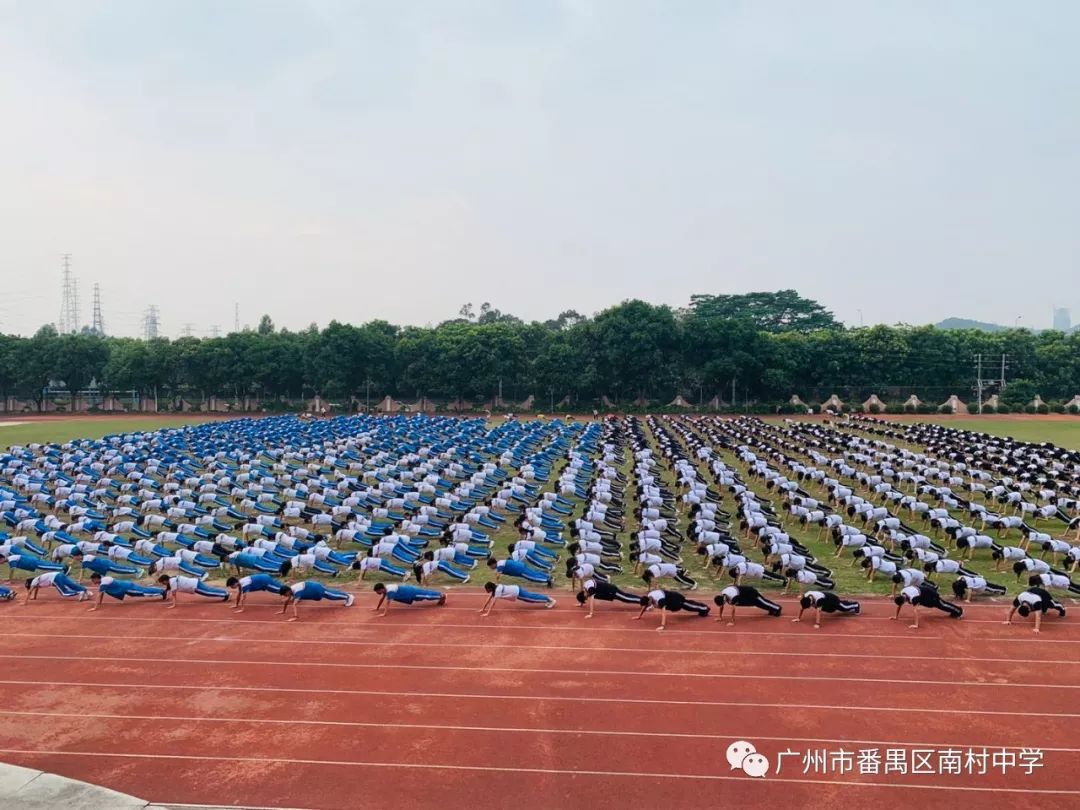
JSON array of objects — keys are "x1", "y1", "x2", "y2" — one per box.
[{"x1": 1053, "y1": 307, "x2": 1071, "y2": 332}]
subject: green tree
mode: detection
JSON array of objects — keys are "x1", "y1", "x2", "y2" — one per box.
[{"x1": 689, "y1": 290, "x2": 839, "y2": 332}]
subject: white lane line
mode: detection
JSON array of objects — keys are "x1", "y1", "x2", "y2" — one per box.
[
  {"x1": 2, "y1": 710, "x2": 1077, "y2": 754},
  {"x1": 7, "y1": 613, "x2": 1078, "y2": 643},
  {"x1": 2, "y1": 680, "x2": 1075, "y2": 719},
  {"x1": 0, "y1": 632, "x2": 1074, "y2": 667},
  {"x1": 0, "y1": 653, "x2": 1070, "y2": 689},
  {"x1": 0, "y1": 613, "x2": 947, "y2": 639},
  {"x1": 0, "y1": 749, "x2": 1073, "y2": 796}
]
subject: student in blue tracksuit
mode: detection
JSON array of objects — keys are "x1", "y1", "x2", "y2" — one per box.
[
  {"x1": 77, "y1": 554, "x2": 141, "y2": 581},
  {"x1": 0, "y1": 553, "x2": 67, "y2": 581},
  {"x1": 479, "y1": 581, "x2": 556, "y2": 615},
  {"x1": 372, "y1": 582, "x2": 445, "y2": 615},
  {"x1": 279, "y1": 580, "x2": 354, "y2": 621},
  {"x1": 157, "y1": 574, "x2": 229, "y2": 607},
  {"x1": 351, "y1": 553, "x2": 410, "y2": 581},
  {"x1": 0, "y1": 585, "x2": 13, "y2": 601},
  {"x1": 486, "y1": 556, "x2": 552, "y2": 586},
  {"x1": 87, "y1": 573, "x2": 165, "y2": 609},
  {"x1": 24, "y1": 571, "x2": 88, "y2": 602},
  {"x1": 227, "y1": 550, "x2": 285, "y2": 575},
  {"x1": 225, "y1": 573, "x2": 287, "y2": 612}
]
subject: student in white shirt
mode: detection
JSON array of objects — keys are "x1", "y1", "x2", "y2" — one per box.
[
  {"x1": 279, "y1": 580, "x2": 354, "y2": 621},
  {"x1": 351, "y1": 551, "x2": 411, "y2": 581},
  {"x1": 792, "y1": 591, "x2": 860, "y2": 628},
  {"x1": 1005, "y1": 587, "x2": 1066, "y2": 634},
  {"x1": 634, "y1": 589, "x2": 710, "y2": 630},
  {"x1": 479, "y1": 581, "x2": 555, "y2": 615},
  {"x1": 713, "y1": 585, "x2": 782, "y2": 625},
  {"x1": 950, "y1": 574, "x2": 1007, "y2": 601},
  {"x1": 892, "y1": 584, "x2": 963, "y2": 628},
  {"x1": 157, "y1": 574, "x2": 229, "y2": 607},
  {"x1": 23, "y1": 571, "x2": 89, "y2": 602},
  {"x1": 371, "y1": 582, "x2": 445, "y2": 615},
  {"x1": 575, "y1": 579, "x2": 642, "y2": 618}
]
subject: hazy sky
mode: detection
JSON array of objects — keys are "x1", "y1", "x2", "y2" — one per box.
[{"x1": 1, "y1": 1, "x2": 1077, "y2": 337}]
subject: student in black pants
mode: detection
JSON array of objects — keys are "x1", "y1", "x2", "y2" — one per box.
[
  {"x1": 635, "y1": 589, "x2": 710, "y2": 631},
  {"x1": 713, "y1": 584, "x2": 782, "y2": 626},
  {"x1": 892, "y1": 584, "x2": 963, "y2": 629},
  {"x1": 576, "y1": 578, "x2": 643, "y2": 618},
  {"x1": 792, "y1": 591, "x2": 860, "y2": 628},
  {"x1": 1005, "y1": 587, "x2": 1067, "y2": 635}
]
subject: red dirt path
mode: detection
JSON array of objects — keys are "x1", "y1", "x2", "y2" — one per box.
[{"x1": 1, "y1": 592, "x2": 1077, "y2": 809}]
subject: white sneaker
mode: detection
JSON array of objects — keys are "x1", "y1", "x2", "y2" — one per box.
[
  {"x1": 546, "y1": 599, "x2": 557, "y2": 609},
  {"x1": 462, "y1": 575, "x2": 470, "y2": 584},
  {"x1": 78, "y1": 590, "x2": 89, "y2": 601},
  {"x1": 345, "y1": 593, "x2": 355, "y2": 607},
  {"x1": 403, "y1": 572, "x2": 412, "y2": 582}
]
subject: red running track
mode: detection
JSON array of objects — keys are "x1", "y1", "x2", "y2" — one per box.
[{"x1": 1, "y1": 591, "x2": 1078, "y2": 809}]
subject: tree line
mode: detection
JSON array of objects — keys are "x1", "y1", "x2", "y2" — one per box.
[{"x1": 1, "y1": 291, "x2": 1078, "y2": 412}]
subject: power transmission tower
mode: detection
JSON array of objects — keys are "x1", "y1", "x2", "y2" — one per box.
[
  {"x1": 142, "y1": 305, "x2": 160, "y2": 340},
  {"x1": 59, "y1": 254, "x2": 79, "y2": 333},
  {"x1": 91, "y1": 283, "x2": 105, "y2": 336},
  {"x1": 234, "y1": 302, "x2": 240, "y2": 333},
  {"x1": 181, "y1": 323, "x2": 194, "y2": 338},
  {"x1": 210, "y1": 324, "x2": 220, "y2": 338}
]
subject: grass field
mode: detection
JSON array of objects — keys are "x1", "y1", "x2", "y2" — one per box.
[
  {"x1": 899, "y1": 417, "x2": 1080, "y2": 449},
  {"x1": 0, "y1": 416, "x2": 222, "y2": 447}
]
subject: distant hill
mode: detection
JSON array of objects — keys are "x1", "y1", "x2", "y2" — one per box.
[{"x1": 935, "y1": 317, "x2": 1009, "y2": 332}]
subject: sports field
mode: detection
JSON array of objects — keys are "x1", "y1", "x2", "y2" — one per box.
[
  {"x1": 1, "y1": 412, "x2": 1078, "y2": 809},
  {"x1": 877, "y1": 415, "x2": 1080, "y2": 450},
  {"x1": 0, "y1": 415, "x2": 225, "y2": 447}
]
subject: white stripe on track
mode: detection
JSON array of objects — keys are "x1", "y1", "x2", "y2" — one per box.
[{"x1": 0, "y1": 749, "x2": 1074, "y2": 796}]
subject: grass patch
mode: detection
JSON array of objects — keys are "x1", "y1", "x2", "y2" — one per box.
[
  {"x1": 0, "y1": 416, "x2": 223, "y2": 448},
  {"x1": 905, "y1": 417, "x2": 1080, "y2": 450}
]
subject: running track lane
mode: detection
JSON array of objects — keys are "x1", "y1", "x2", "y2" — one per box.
[{"x1": 2, "y1": 598, "x2": 1078, "y2": 808}]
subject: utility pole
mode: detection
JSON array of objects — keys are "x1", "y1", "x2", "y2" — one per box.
[
  {"x1": 975, "y1": 354, "x2": 983, "y2": 414},
  {"x1": 973, "y1": 353, "x2": 1007, "y2": 413},
  {"x1": 365, "y1": 378, "x2": 371, "y2": 411},
  {"x1": 91, "y1": 283, "x2": 105, "y2": 336}
]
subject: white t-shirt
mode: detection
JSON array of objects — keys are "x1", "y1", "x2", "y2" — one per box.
[
  {"x1": 959, "y1": 575, "x2": 987, "y2": 591},
  {"x1": 720, "y1": 585, "x2": 739, "y2": 601},
  {"x1": 31, "y1": 571, "x2": 60, "y2": 588},
  {"x1": 169, "y1": 576, "x2": 201, "y2": 593},
  {"x1": 900, "y1": 585, "x2": 920, "y2": 602},
  {"x1": 493, "y1": 584, "x2": 520, "y2": 599}
]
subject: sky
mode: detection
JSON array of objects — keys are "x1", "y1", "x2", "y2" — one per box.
[{"x1": 1, "y1": 0, "x2": 1078, "y2": 338}]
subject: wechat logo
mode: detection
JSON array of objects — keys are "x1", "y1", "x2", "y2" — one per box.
[{"x1": 726, "y1": 740, "x2": 769, "y2": 778}]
